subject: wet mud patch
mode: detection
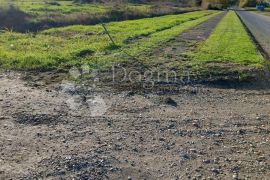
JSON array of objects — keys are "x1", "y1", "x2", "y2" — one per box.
[{"x1": 13, "y1": 113, "x2": 62, "y2": 125}]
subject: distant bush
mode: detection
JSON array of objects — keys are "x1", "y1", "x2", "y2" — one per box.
[
  {"x1": 239, "y1": 0, "x2": 267, "y2": 7},
  {"x1": 73, "y1": 0, "x2": 200, "y2": 7},
  {"x1": 201, "y1": 0, "x2": 229, "y2": 10}
]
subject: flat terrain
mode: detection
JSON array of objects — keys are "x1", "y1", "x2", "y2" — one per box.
[
  {"x1": 0, "y1": 0, "x2": 198, "y2": 32},
  {"x1": 0, "y1": 71, "x2": 270, "y2": 179},
  {"x1": 0, "y1": 11, "x2": 218, "y2": 70},
  {"x1": 237, "y1": 11, "x2": 270, "y2": 58},
  {"x1": 0, "y1": 10, "x2": 266, "y2": 81},
  {"x1": 140, "y1": 11, "x2": 265, "y2": 82},
  {"x1": 0, "y1": 8, "x2": 270, "y2": 179}
]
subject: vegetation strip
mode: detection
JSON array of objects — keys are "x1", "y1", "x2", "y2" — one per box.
[
  {"x1": 192, "y1": 11, "x2": 264, "y2": 68},
  {"x1": 0, "y1": 10, "x2": 219, "y2": 70},
  {"x1": 0, "y1": 1, "x2": 199, "y2": 32},
  {"x1": 237, "y1": 11, "x2": 270, "y2": 60},
  {"x1": 135, "y1": 12, "x2": 227, "y2": 78}
]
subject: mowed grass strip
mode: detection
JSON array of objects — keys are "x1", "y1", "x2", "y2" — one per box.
[
  {"x1": 193, "y1": 11, "x2": 264, "y2": 67},
  {"x1": 0, "y1": 10, "x2": 219, "y2": 70}
]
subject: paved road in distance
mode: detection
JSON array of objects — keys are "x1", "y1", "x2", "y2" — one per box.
[{"x1": 237, "y1": 11, "x2": 270, "y2": 58}]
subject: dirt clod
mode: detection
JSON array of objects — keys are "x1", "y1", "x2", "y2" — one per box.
[
  {"x1": 13, "y1": 113, "x2": 61, "y2": 125},
  {"x1": 75, "y1": 49, "x2": 95, "y2": 57},
  {"x1": 164, "y1": 97, "x2": 178, "y2": 107}
]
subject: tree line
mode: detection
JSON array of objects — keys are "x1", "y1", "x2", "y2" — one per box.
[{"x1": 73, "y1": 0, "x2": 268, "y2": 8}]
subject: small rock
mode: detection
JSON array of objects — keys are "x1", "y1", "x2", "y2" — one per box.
[
  {"x1": 165, "y1": 97, "x2": 177, "y2": 107},
  {"x1": 256, "y1": 116, "x2": 262, "y2": 120},
  {"x1": 159, "y1": 137, "x2": 166, "y2": 141},
  {"x1": 192, "y1": 123, "x2": 200, "y2": 128},
  {"x1": 180, "y1": 153, "x2": 189, "y2": 160},
  {"x1": 170, "y1": 162, "x2": 177, "y2": 167},
  {"x1": 195, "y1": 174, "x2": 202, "y2": 178},
  {"x1": 128, "y1": 176, "x2": 132, "y2": 180},
  {"x1": 190, "y1": 148, "x2": 197, "y2": 153},
  {"x1": 238, "y1": 129, "x2": 246, "y2": 135},
  {"x1": 127, "y1": 91, "x2": 135, "y2": 96},
  {"x1": 65, "y1": 156, "x2": 72, "y2": 160},
  {"x1": 212, "y1": 168, "x2": 220, "y2": 174},
  {"x1": 257, "y1": 156, "x2": 266, "y2": 162},
  {"x1": 203, "y1": 159, "x2": 211, "y2": 164},
  {"x1": 233, "y1": 174, "x2": 238, "y2": 179},
  {"x1": 76, "y1": 49, "x2": 95, "y2": 57}
]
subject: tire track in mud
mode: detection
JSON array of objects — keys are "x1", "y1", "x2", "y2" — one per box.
[
  {"x1": 123, "y1": 12, "x2": 217, "y2": 44},
  {"x1": 104, "y1": 12, "x2": 227, "y2": 92},
  {"x1": 144, "y1": 12, "x2": 227, "y2": 74}
]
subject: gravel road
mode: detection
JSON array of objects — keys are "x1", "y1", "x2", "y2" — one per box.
[{"x1": 237, "y1": 11, "x2": 270, "y2": 58}]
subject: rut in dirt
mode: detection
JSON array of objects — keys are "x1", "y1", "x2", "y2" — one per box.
[
  {"x1": 145, "y1": 12, "x2": 226, "y2": 66},
  {"x1": 107, "y1": 11, "x2": 227, "y2": 92}
]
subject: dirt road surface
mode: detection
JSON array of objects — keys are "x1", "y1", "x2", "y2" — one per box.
[
  {"x1": 237, "y1": 11, "x2": 270, "y2": 58},
  {"x1": 0, "y1": 71, "x2": 270, "y2": 179}
]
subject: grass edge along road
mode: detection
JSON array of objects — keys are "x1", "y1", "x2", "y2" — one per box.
[
  {"x1": 192, "y1": 11, "x2": 265, "y2": 80},
  {"x1": 0, "y1": 11, "x2": 219, "y2": 71}
]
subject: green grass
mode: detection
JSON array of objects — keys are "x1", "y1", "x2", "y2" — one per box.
[
  {"x1": 12, "y1": 1, "x2": 106, "y2": 15},
  {"x1": 0, "y1": 1, "x2": 152, "y2": 15},
  {"x1": 0, "y1": 0, "x2": 153, "y2": 29},
  {"x1": 193, "y1": 11, "x2": 264, "y2": 67},
  {"x1": 0, "y1": 10, "x2": 218, "y2": 70},
  {"x1": 0, "y1": 0, "x2": 151, "y2": 18}
]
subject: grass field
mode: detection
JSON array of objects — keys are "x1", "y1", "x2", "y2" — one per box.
[
  {"x1": 0, "y1": 0, "x2": 198, "y2": 32},
  {"x1": 192, "y1": 11, "x2": 264, "y2": 77},
  {"x1": 0, "y1": 10, "x2": 218, "y2": 70},
  {"x1": 0, "y1": 0, "x2": 150, "y2": 16},
  {"x1": 0, "y1": 7, "x2": 267, "y2": 81},
  {"x1": 8, "y1": 1, "x2": 107, "y2": 15}
]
